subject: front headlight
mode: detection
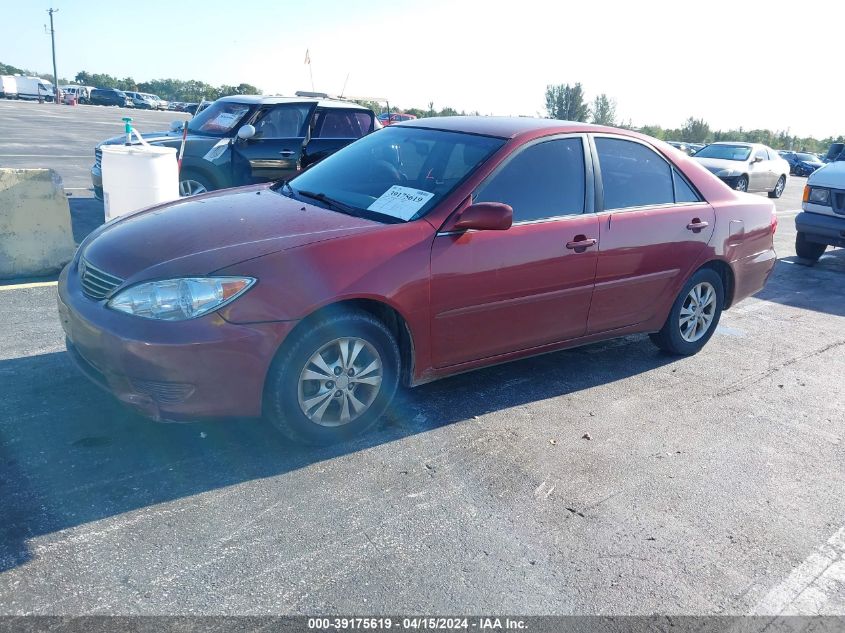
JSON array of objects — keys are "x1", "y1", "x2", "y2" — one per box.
[
  {"x1": 717, "y1": 169, "x2": 739, "y2": 177},
  {"x1": 807, "y1": 187, "x2": 831, "y2": 206},
  {"x1": 107, "y1": 277, "x2": 255, "y2": 321}
]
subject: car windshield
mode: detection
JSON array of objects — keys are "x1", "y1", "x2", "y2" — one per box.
[
  {"x1": 796, "y1": 153, "x2": 819, "y2": 162},
  {"x1": 285, "y1": 126, "x2": 505, "y2": 222},
  {"x1": 694, "y1": 144, "x2": 752, "y2": 161},
  {"x1": 187, "y1": 100, "x2": 253, "y2": 137}
]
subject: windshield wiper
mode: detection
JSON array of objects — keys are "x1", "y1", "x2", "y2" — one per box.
[{"x1": 294, "y1": 189, "x2": 361, "y2": 215}]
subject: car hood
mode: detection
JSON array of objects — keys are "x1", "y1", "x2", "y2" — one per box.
[
  {"x1": 81, "y1": 185, "x2": 380, "y2": 283},
  {"x1": 99, "y1": 130, "x2": 214, "y2": 147},
  {"x1": 808, "y1": 161, "x2": 845, "y2": 188},
  {"x1": 693, "y1": 157, "x2": 747, "y2": 172}
]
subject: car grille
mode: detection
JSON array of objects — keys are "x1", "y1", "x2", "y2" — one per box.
[
  {"x1": 79, "y1": 258, "x2": 123, "y2": 300},
  {"x1": 832, "y1": 189, "x2": 845, "y2": 216},
  {"x1": 129, "y1": 379, "x2": 195, "y2": 405},
  {"x1": 94, "y1": 147, "x2": 102, "y2": 169}
]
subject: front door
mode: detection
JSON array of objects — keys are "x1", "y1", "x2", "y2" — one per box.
[
  {"x1": 586, "y1": 135, "x2": 716, "y2": 333},
  {"x1": 748, "y1": 147, "x2": 771, "y2": 192},
  {"x1": 430, "y1": 136, "x2": 599, "y2": 368},
  {"x1": 231, "y1": 103, "x2": 315, "y2": 184}
]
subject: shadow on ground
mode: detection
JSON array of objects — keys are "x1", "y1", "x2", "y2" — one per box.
[
  {"x1": 68, "y1": 196, "x2": 104, "y2": 244},
  {"x1": 755, "y1": 250, "x2": 845, "y2": 317},
  {"x1": 0, "y1": 334, "x2": 676, "y2": 572}
]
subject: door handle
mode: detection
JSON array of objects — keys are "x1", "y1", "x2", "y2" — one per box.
[
  {"x1": 565, "y1": 237, "x2": 597, "y2": 251},
  {"x1": 686, "y1": 219, "x2": 709, "y2": 232},
  {"x1": 279, "y1": 150, "x2": 296, "y2": 157}
]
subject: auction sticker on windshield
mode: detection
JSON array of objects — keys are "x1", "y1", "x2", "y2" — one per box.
[{"x1": 368, "y1": 185, "x2": 434, "y2": 220}]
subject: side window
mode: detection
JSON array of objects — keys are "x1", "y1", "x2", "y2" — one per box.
[
  {"x1": 766, "y1": 148, "x2": 779, "y2": 160},
  {"x1": 673, "y1": 169, "x2": 702, "y2": 204},
  {"x1": 595, "y1": 137, "x2": 674, "y2": 210},
  {"x1": 254, "y1": 105, "x2": 311, "y2": 139},
  {"x1": 314, "y1": 110, "x2": 365, "y2": 138},
  {"x1": 474, "y1": 138, "x2": 585, "y2": 222},
  {"x1": 754, "y1": 148, "x2": 767, "y2": 161}
]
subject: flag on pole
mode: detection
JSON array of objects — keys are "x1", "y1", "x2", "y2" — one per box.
[{"x1": 304, "y1": 49, "x2": 311, "y2": 65}]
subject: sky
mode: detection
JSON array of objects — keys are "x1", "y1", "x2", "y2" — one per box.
[{"x1": 1, "y1": 0, "x2": 842, "y2": 138}]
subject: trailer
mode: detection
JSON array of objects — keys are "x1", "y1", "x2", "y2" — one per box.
[{"x1": 0, "y1": 75, "x2": 18, "y2": 99}]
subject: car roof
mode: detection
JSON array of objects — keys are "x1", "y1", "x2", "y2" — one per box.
[
  {"x1": 216, "y1": 94, "x2": 370, "y2": 110},
  {"x1": 394, "y1": 116, "x2": 606, "y2": 139},
  {"x1": 709, "y1": 141, "x2": 759, "y2": 148}
]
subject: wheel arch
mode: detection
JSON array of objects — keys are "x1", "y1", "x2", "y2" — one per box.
[
  {"x1": 698, "y1": 259, "x2": 736, "y2": 309},
  {"x1": 178, "y1": 160, "x2": 225, "y2": 190}
]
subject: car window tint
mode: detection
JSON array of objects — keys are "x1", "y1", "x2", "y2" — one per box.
[
  {"x1": 673, "y1": 169, "x2": 701, "y2": 204},
  {"x1": 314, "y1": 110, "x2": 366, "y2": 138},
  {"x1": 474, "y1": 138, "x2": 585, "y2": 222},
  {"x1": 254, "y1": 104, "x2": 311, "y2": 139},
  {"x1": 755, "y1": 148, "x2": 767, "y2": 160},
  {"x1": 595, "y1": 137, "x2": 674, "y2": 210}
]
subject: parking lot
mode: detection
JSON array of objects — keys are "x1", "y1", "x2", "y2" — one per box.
[{"x1": 1, "y1": 100, "x2": 844, "y2": 615}]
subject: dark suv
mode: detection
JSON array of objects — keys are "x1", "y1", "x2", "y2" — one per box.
[
  {"x1": 91, "y1": 95, "x2": 378, "y2": 198},
  {"x1": 89, "y1": 88, "x2": 133, "y2": 107}
]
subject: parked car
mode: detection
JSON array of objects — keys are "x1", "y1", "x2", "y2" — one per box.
[
  {"x1": 378, "y1": 112, "x2": 417, "y2": 126},
  {"x1": 123, "y1": 91, "x2": 157, "y2": 109},
  {"x1": 89, "y1": 88, "x2": 133, "y2": 107},
  {"x1": 91, "y1": 95, "x2": 377, "y2": 198},
  {"x1": 139, "y1": 93, "x2": 168, "y2": 110},
  {"x1": 65, "y1": 117, "x2": 778, "y2": 443},
  {"x1": 60, "y1": 85, "x2": 94, "y2": 103},
  {"x1": 795, "y1": 152, "x2": 845, "y2": 261},
  {"x1": 0, "y1": 75, "x2": 18, "y2": 98},
  {"x1": 693, "y1": 141, "x2": 789, "y2": 197},
  {"x1": 13, "y1": 76, "x2": 54, "y2": 101},
  {"x1": 782, "y1": 151, "x2": 824, "y2": 176},
  {"x1": 667, "y1": 141, "x2": 692, "y2": 155},
  {"x1": 687, "y1": 143, "x2": 705, "y2": 155}
]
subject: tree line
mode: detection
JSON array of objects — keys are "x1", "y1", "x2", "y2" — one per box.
[
  {"x1": 543, "y1": 82, "x2": 843, "y2": 153},
  {"x1": 0, "y1": 61, "x2": 259, "y2": 102}
]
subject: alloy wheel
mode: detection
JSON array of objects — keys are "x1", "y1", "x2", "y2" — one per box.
[
  {"x1": 179, "y1": 179, "x2": 208, "y2": 197},
  {"x1": 297, "y1": 337, "x2": 383, "y2": 427},
  {"x1": 774, "y1": 177, "x2": 785, "y2": 197},
  {"x1": 679, "y1": 282, "x2": 717, "y2": 343},
  {"x1": 735, "y1": 177, "x2": 748, "y2": 192}
]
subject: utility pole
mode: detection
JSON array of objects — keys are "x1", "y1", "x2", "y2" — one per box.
[{"x1": 47, "y1": 8, "x2": 59, "y2": 104}]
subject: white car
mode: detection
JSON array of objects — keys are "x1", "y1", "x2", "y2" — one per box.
[
  {"x1": 795, "y1": 157, "x2": 845, "y2": 260},
  {"x1": 693, "y1": 142, "x2": 789, "y2": 198}
]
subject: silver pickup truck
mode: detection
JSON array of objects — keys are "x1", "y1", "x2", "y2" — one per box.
[{"x1": 795, "y1": 149, "x2": 845, "y2": 260}]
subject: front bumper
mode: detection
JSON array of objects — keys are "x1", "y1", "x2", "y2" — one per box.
[
  {"x1": 91, "y1": 164, "x2": 103, "y2": 200},
  {"x1": 795, "y1": 211, "x2": 845, "y2": 248},
  {"x1": 58, "y1": 261, "x2": 296, "y2": 421},
  {"x1": 717, "y1": 175, "x2": 742, "y2": 189}
]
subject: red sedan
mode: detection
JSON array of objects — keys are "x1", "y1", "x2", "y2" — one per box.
[{"x1": 58, "y1": 117, "x2": 777, "y2": 443}]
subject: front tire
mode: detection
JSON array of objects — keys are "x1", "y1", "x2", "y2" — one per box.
[
  {"x1": 795, "y1": 232, "x2": 827, "y2": 261},
  {"x1": 649, "y1": 268, "x2": 724, "y2": 356},
  {"x1": 178, "y1": 170, "x2": 214, "y2": 197},
  {"x1": 264, "y1": 310, "x2": 401, "y2": 445},
  {"x1": 734, "y1": 175, "x2": 749, "y2": 192},
  {"x1": 768, "y1": 175, "x2": 786, "y2": 198}
]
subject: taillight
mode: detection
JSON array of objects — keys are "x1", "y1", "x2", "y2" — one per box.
[{"x1": 771, "y1": 211, "x2": 778, "y2": 234}]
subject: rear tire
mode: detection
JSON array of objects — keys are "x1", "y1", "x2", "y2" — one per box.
[
  {"x1": 264, "y1": 310, "x2": 400, "y2": 445},
  {"x1": 649, "y1": 268, "x2": 724, "y2": 356},
  {"x1": 795, "y1": 232, "x2": 827, "y2": 261},
  {"x1": 768, "y1": 175, "x2": 786, "y2": 198}
]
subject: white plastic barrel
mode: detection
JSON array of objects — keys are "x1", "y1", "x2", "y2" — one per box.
[{"x1": 101, "y1": 142, "x2": 179, "y2": 221}]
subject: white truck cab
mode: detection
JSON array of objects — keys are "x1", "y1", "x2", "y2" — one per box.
[{"x1": 796, "y1": 148, "x2": 845, "y2": 260}]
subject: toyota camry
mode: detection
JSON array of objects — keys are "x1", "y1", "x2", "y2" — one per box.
[{"x1": 58, "y1": 117, "x2": 777, "y2": 444}]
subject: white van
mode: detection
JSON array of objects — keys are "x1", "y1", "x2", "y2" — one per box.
[
  {"x1": 60, "y1": 85, "x2": 94, "y2": 103},
  {"x1": 15, "y1": 76, "x2": 55, "y2": 101},
  {"x1": 0, "y1": 75, "x2": 18, "y2": 98}
]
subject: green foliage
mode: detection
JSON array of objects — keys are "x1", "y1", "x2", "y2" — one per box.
[
  {"x1": 680, "y1": 117, "x2": 710, "y2": 143},
  {"x1": 545, "y1": 83, "x2": 590, "y2": 122},
  {"x1": 591, "y1": 94, "x2": 616, "y2": 126},
  {"x1": 69, "y1": 70, "x2": 259, "y2": 102}
]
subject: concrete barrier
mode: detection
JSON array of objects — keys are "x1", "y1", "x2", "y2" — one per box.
[{"x1": 0, "y1": 168, "x2": 76, "y2": 279}]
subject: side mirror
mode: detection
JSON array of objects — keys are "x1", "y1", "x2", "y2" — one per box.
[
  {"x1": 237, "y1": 124, "x2": 256, "y2": 140},
  {"x1": 449, "y1": 202, "x2": 513, "y2": 232},
  {"x1": 169, "y1": 120, "x2": 184, "y2": 132},
  {"x1": 752, "y1": 155, "x2": 764, "y2": 163}
]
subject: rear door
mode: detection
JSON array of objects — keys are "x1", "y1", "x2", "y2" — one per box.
[
  {"x1": 231, "y1": 103, "x2": 315, "y2": 184},
  {"x1": 303, "y1": 108, "x2": 374, "y2": 169},
  {"x1": 586, "y1": 135, "x2": 715, "y2": 334},
  {"x1": 430, "y1": 135, "x2": 599, "y2": 367}
]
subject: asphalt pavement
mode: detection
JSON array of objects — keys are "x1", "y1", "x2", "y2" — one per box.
[{"x1": 0, "y1": 100, "x2": 843, "y2": 616}]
